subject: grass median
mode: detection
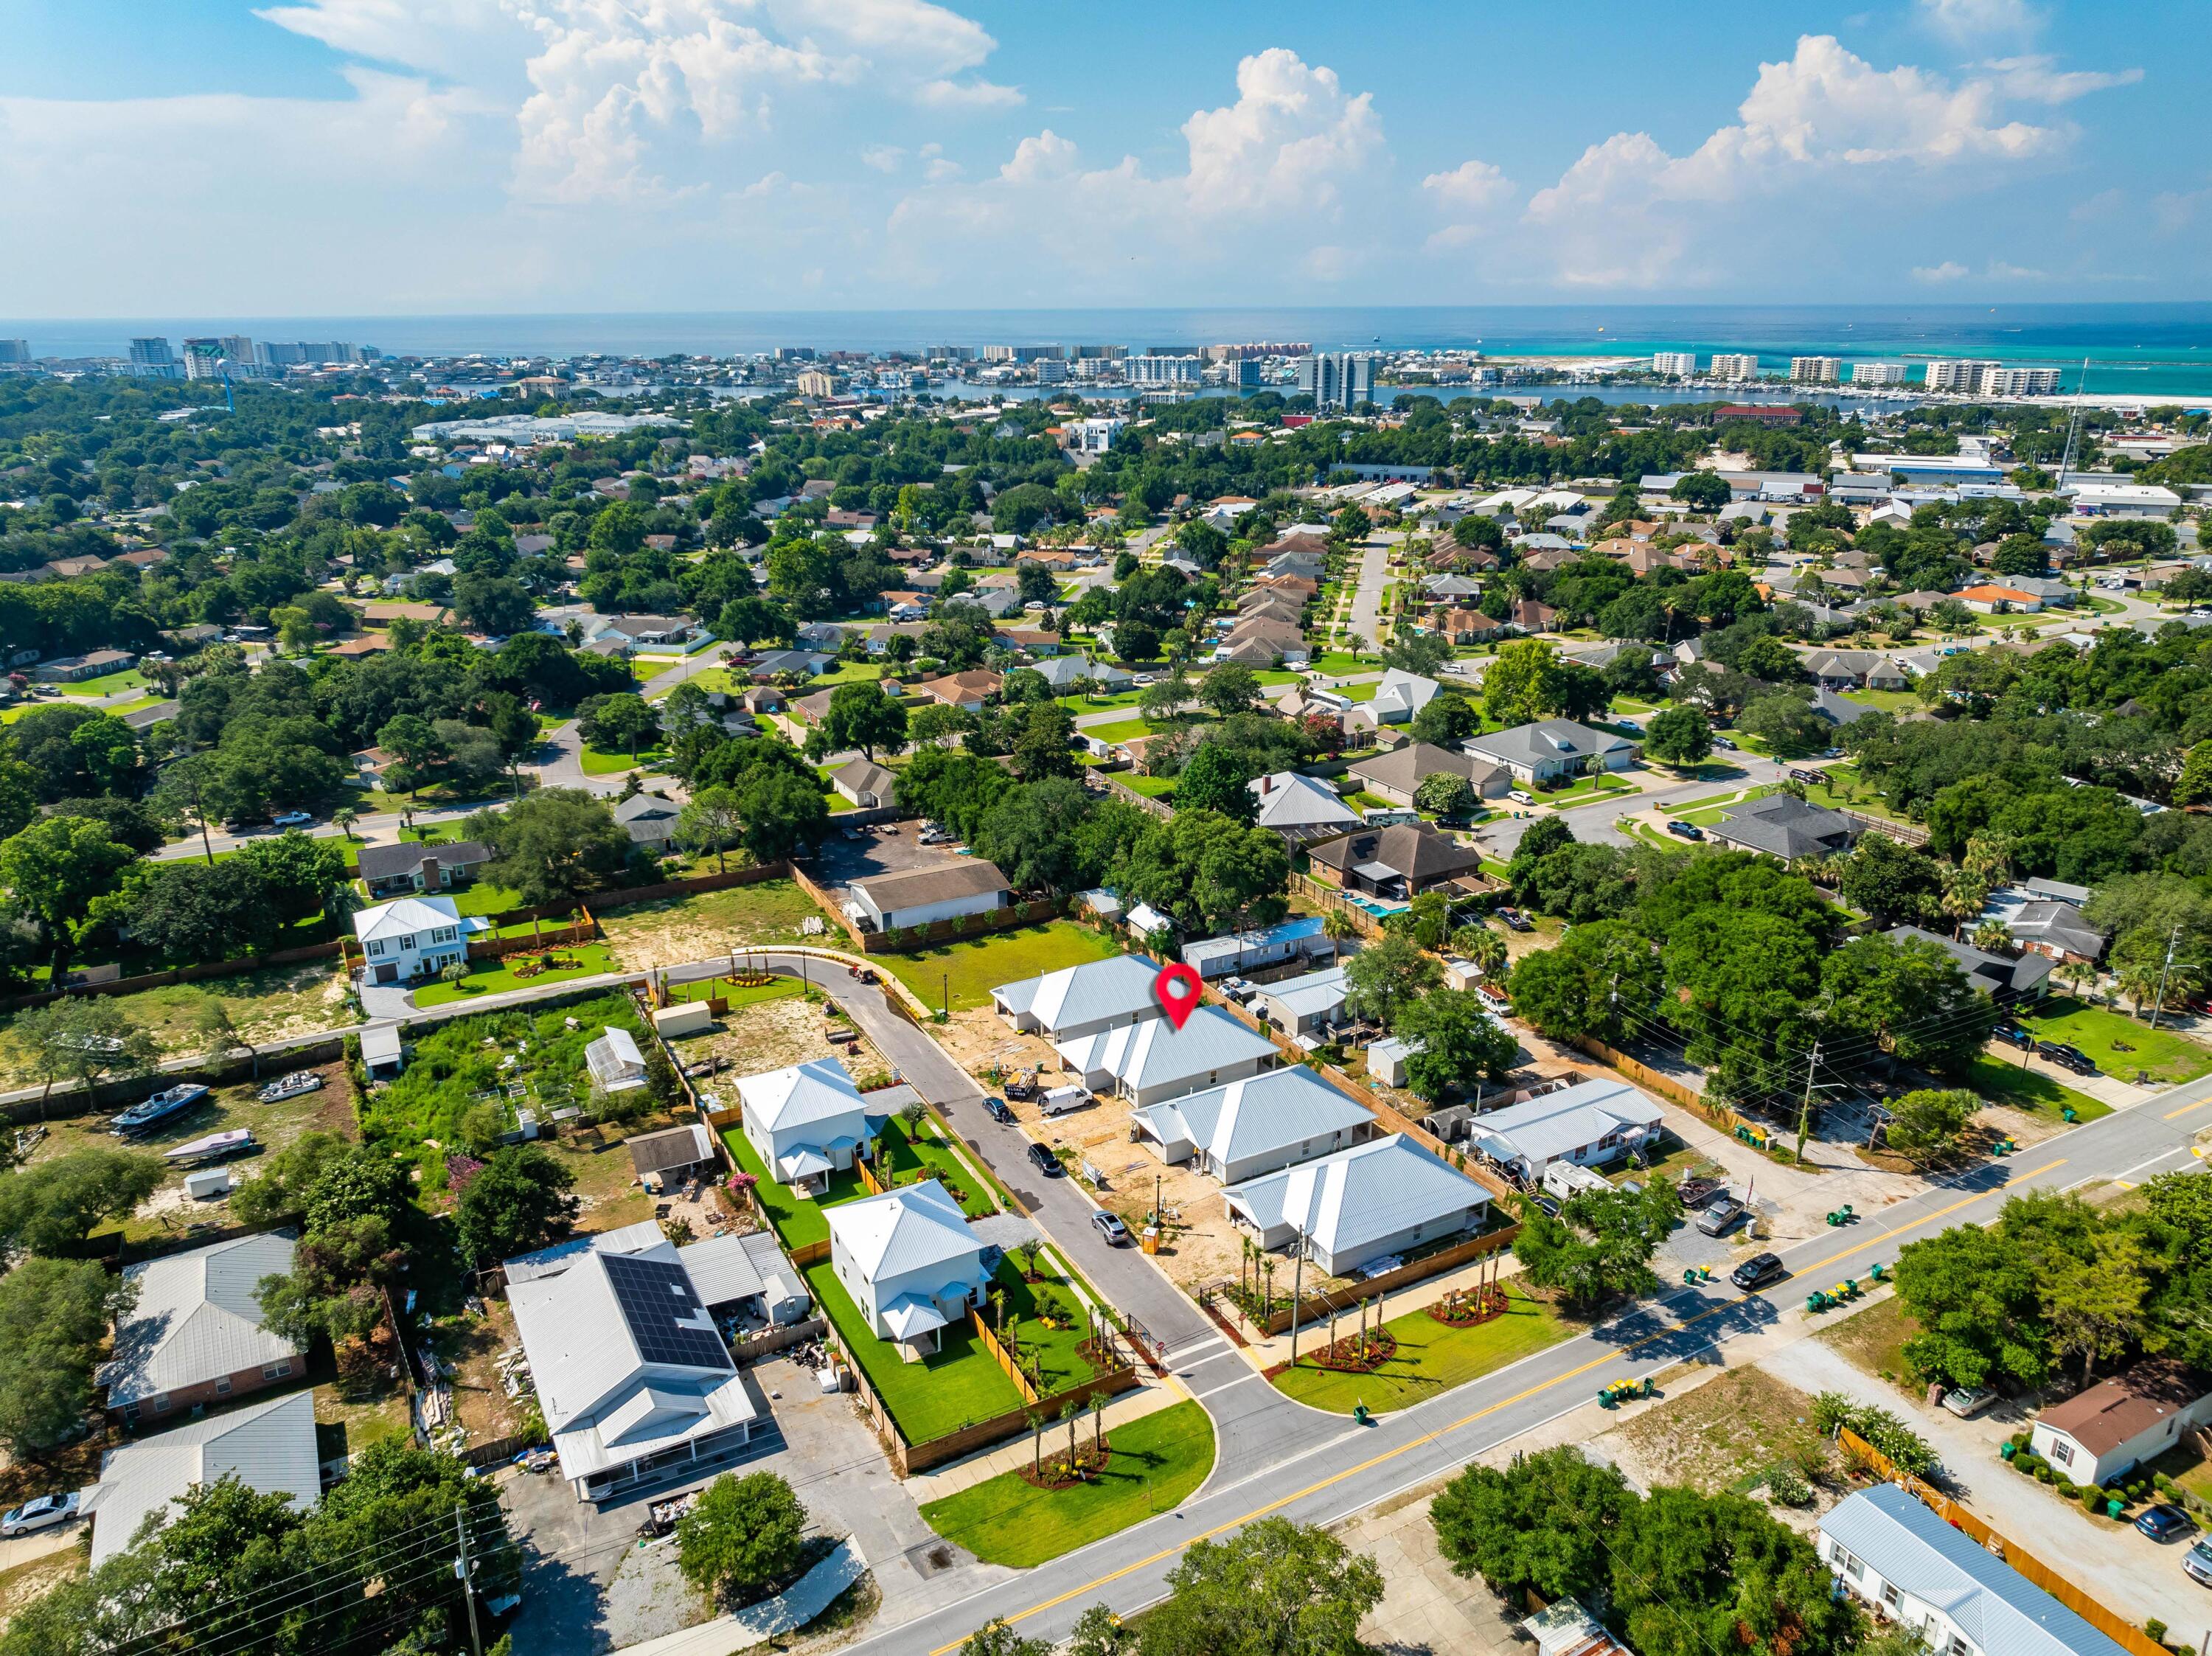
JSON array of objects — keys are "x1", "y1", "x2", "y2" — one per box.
[{"x1": 1271, "y1": 1284, "x2": 1573, "y2": 1416}]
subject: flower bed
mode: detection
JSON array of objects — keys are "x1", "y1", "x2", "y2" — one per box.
[
  {"x1": 1308, "y1": 1330, "x2": 1397, "y2": 1374},
  {"x1": 1019, "y1": 1438, "x2": 1114, "y2": 1491}
]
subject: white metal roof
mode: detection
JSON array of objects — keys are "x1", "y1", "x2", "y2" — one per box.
[
  {"x1": 504, "y1": 1220, "x2": 671, "y2": 1284},
  {"x1": 82, "y1": 1390, "x2": 321, "y2": 1569},
  {"x1": 1250, "y1": 773, "x2": 1360, "y2": 833},
  {"x1": 350, "y1": 893, "x2": 462, "y2": 945},
  {"x1": 1224, "y1": 1133, "x2": 1489, "y2": 1257},
  {"x1": 1820, "y1": 1484, "x2": 2129, "y2": 1656},
  {"x1": 737, "y1": 1057, "x2": 867, "y2": 1135},
  {"x1": 100, "y1": 1232, "x2": 303, "y2": 1408},
  {"x1": 1470, "y1": 1078, "x2": 1664, "y2": 1169},
  {"x1": 1136, "y1": 1066, "x2": 1371, "y2": 1172},
  {"x1": 1370, "y1": 669, "x2": 1442, "y2": 722},
  {"x1": 678, "y1": 1231, "x2": 804, "y2": 1315},
  {"x1": 825, "y1": 1180, "x2": 981, "y2": 1284},
  {"x1": 992, "y1": 954, "x2": 1164, "y2": 1034},
  {"x1": 1256, "y1": 966, "x2": 1349, "y2": 1020},
  {"x1": 1054, "y1": 1006, "x2": 1276, "y2": 1093}
]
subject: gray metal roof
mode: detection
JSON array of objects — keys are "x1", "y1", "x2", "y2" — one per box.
[
  {"x1": 1223, "y1": 1133, "x2": 1490, "y2": 1256},
  {"x1": 1256, "y1": 966, "x2": 1349, "y2": 1020},
  {"x1": 992, "y1": 953, "x2": 1166, "y2": 1033},
  {"x1": 1468, "y1": 1079, "x2": 1664, "y2": 1169},
  {"x1": 824, "y1": 1180, "x2": 981, "y2": 1283},
  {"x1": 100, "y1": 1232, "x2": 303, "y2": 1408},
  {"x1": 1055, "y1": 1005, "x2": 1278, "y2": 1090},
  {"x1": 1135, "y1": 1066, "x2": 1371, "y2": 1173},
  {"x1": 1820, "y1": 1483, "x2": 2129, "y2": 1656},
  {"x1": 82, "y1": 1390, "x2": 321, "y2": 1569}
]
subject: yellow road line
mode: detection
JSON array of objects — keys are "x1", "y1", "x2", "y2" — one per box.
[
  {"x1": 2166, "y1": 1096, "x2": 2212, "y2": 1120},
  {"x1": 927, "y1": 1156, "x2": 2067, "y2": 1654}
]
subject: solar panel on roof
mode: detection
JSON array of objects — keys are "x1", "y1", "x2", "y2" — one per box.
[{"x1": 602, "y1": 1253, "x2": 732, "y2": 1371}]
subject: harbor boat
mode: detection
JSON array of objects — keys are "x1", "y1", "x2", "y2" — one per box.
[
  {"x1": 110, "y1": 1084, "x2": 210, "y2": 1136},
  {"x1": 257, "y1": 1070, "x2": 324, "y2": 1104}
]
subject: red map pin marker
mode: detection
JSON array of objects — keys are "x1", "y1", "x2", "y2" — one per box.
[{"x1": 1152, "y1": 963, "x2": 1204, "y2": 1031}]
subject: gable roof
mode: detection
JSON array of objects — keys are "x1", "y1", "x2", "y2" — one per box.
[
  {"x1": 1347, "y1": 742, "x2": 1500, "y2": 799},
  {"x1": 849, "y1": 859, "x2": 1010, "y2": 912},
  {"x1": 992, "y1": 954, "x2": 1166, "y2": 1034},
  {"x1": 101, "y1": 1232, "x2": 302, "y2": 1407},
  {"x1": 1250, "y1": 773, "x2": 1360, "y2": 835},
  {"x1": 1464, "y1": 719, "x2": 1635, "y2": 772},
  {"x1": 736, "y1": 1057, "x2": 867, "y2": 1136},
  {"x1": 1223, "y1": 1134, "x2": 1489, "y2": 1256},
  {"x1": 1470, "y1": 1079, "x2": 1666, "y2": 1170},
  {"x1": 1135, "y1": 1066, "x2": 1370, "y2": 1170},
  {"x1": 1054, "y1": 1005, "x2": 1277, "y2": 1092},
  {"x1": 1370, "y1": 669, "x2": 1443, "y2": 722},
  {"x1": 613, "y1": 792, "x2": 681, "y2": 824},
  {"x1": 1711, "y1": 792, "x2": 1857, "y2": 860},
  {"x1": 1884, "y1": 925, "x2": 2054, "y2": 996},
  {"x1": 1820, "y1": 1483, "x2": 2129, "y2": 1656},
  {"x1": 626, "y1": 1123, "x2": 714, "y2": 1177},
  {"x1": 355, "y1": 839, "x2": 490, "y2": 885},
  {"x1": 826, "y1": 1180, "x2": 980, "y2": 1281},
  {"x1": 827, "y1": 756, "x2": 897, "y2": 797},
  {"x1": 1307, "y1": 823, "x2": 1486, "y2": 883},
  {"x1": 2037, "y1": 1360, "x2": 2208, "y2": 1458},
  {"x1": 82, "y1": 1391, "x2": 321, "y2": 1569}
]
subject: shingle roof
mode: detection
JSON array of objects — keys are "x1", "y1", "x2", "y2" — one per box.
[
  {"x1": 1055, "y1": 1005, "x2": 1277, "y2": 1092},
  {"x1": 1346, "y1": 743, "x2": 1501, "y2": 799},
  {"x1": 83, "y1": 1391, "x2": 321, "y2": 1568},
  {"x1": 827, "y1": 757, "x2": 897, "y2": 797},
  {"x1": 1307, "y1": 824, "x2": 1486, "y2": 883},
  {"x1": 1710, "y1": 793, "x2": 1857, "y2": 860},
  {"x1": 100, "y1": 1232, "x2": 303, "y2": 1407},
  {"x1": 1136, "y1": 1065, "x2": 1369, "y2": 1171},
  {"x1": 826, "y1": 1180, "x2": 980, "y2": 1282},
  {"x1": 1464, "y1": 719, "x2": 1635, "y2": 773},
  {"x1": 992, "y1": 954, "x2": 1165, "y2": 1034},
  {"x1": 355, "y1": 839, "x2": 490, "y2": 884},
  {"x1": 1223, "y1": 1134, "x2": 1490, "y2": 1257},
  {"x1": 1885, "y1": 925, "x2": 2054, "y2": 995},
  {"x1": 1820, "y1": 1483, "x2": 2129, "y2": 1656},
  {"x1": 2036, "y1": 1360, "x2": 2208, "y2": 1458},
  {"x1": 849, "y1": 859, "x2": 1010, "y2": 912}
]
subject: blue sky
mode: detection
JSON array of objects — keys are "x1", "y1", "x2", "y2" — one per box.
[{"x1": 0, "y1": 0, "x2": 2203, "y2": 316}]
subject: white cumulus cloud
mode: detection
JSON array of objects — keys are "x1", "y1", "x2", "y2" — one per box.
[
  {"x1": 1913, "y1": 260, "x2": 1970, "y2": 281},
  {"x1": 1975, "y1": 55, "x2": 2143, "y2": 103}
]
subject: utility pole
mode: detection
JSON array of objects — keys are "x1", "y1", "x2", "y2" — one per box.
[
  {"x1": 1794, "y1": 1035, "x2": 1823, "y2": 1166},
  {"x1": 1287, "y1": 1225, "x2": 1307, "y2": 1368},
  {"x1": 453, "y1": 1506, "x2": 484, "y2": 1656},
  {"x1": 2149, "y1": 922, "x2": 2183, "y2": 1031}
]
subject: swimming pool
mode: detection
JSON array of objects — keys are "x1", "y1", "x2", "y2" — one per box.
[{"x1": 1346, "y1": 894, "x2": 1408, "y2": 917}]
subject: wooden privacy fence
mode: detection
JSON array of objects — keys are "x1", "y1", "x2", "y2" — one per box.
[
  {"x1": 970, "y1": 1308, "x2": 1042, "y2": 1405},
  {"x1": 0, "y1": 939, "x2": 344, "y2": 1012},
  {"x1": 728, "y1": 1315, "x2": 829, "y2": 1364},
  {"x1": 1099, "y1": 774, "x2": 1174, "y2": 818},
  {"x1": 833, "y1": 1332, "x2": 1140, "y2": 1478},
  {"x1": 1835, "y1": 1428, "x2": 2168, "y2": 1656},
  {"x1": 459, "y1": 1431, "x2": 548, "y2": 1470},
  {"x1": 1289, "y1": 873, "x2": 1387, "y2": 939},
  {"x1": 1568, "y1": 1035, "x2": 1706, "y2": 1113},
  {"x1": 1236, "y1": 1224, "x2": 1524, "y2": 1338},
  {"x1": 465, "y1": 918, "x2": 599, "y2": 961}
]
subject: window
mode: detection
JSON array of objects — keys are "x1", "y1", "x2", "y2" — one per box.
[
  {"x1": 153, "y1": 1394, "x2": 172, "y2": 1414},
  {"x1": 262, "y1": 1360, "x2": 292, "y2": 1380},
  {"x1": 400, "y1": 933, "x2": 416, "y2": 950},
  {"x1": 2046, "y1": 1438, "x2": 2073, "y2": 1468},
  {"x1": 214, "y1": 1377, "x2": 232, "y2": 1396},
  {"x1": 1833, "y1": 1547, "x2": 1863, "y2": 1582}
]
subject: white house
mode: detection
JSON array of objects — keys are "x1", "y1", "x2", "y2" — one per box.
[
  {"x1": 1468, "y1": 1079, "x2": 1666, "y2": 1184},
  {"x1": 1367, "y1": 669, "x2": 1444, "y2": 725},
  {"x1": 351, "y1": 894, "x2": 472, "y2": 984},
  {"x1": 826, "y1": 757, "x2": 897, "y2": 810},
  {"x1": 1054, "y1": 1005, "x2": 1279, "y2": 1109},
  {"x1": 506, "y1": 1238, "x2": 761, "y2": 1500},
  {"x1": 1818, "y1": 1483, "x2": 2130, "y2": 1656},
  {"x1": 738, "y1": 1057, "x2": 874, "y2": 1195},
  {"x1": 1133, "y1": 1066, "x2": 1375, "y2": 1185},
  {"x1": 1249, "y1": 965, "x2": 1350, "y2": 1042},
  {"x1": 992, "y1": 954, "x2": 1166, "y2": 1041},
  {"x1": 80, "y1": 1391, "x2": 322, "y2": 1568},
  {"x1": 2028, "y1": 1360, "x2": 2212, "y2": 1487},
  {"x1": 825, "y1": 1180, "x2": 991, "y2": 1360},
  {"x1": 1222, "y1": 1135, "x2": 1492, "y2": 1276},
  {"x1": 845, "y1": 860, "x2": 1010, "y2": 933}
]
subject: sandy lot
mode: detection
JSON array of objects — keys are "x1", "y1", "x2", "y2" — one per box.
[
  {"x1": 0, "y1": 961, "x2": 356, "y2": 1064},
  {"x1": 599, "y1": 877, "x2": 832, "y2": 973},
  {"x1": 669, "y1": 993, "x2": 889, "y2": 1096}
]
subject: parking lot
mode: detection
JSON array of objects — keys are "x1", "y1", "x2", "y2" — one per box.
[{"x1": 802, "y1": 821, "x2": 971, "y2": 897}]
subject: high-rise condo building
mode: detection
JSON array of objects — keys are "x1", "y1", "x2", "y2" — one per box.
[
  {"x1": 1849, "y1": 362, "x2": 1907, "y2": 386},
  {"x1": 1652, "y1": 352, "x2": 1697, "y2": 378},
  {"x1": 1709, "y1": 354, "x2": 1760, "y2": 381},
  {"x1": 1789, "y1": 356, "x2": 1843, "y2": 384},
  {"x1": 1297, "y1": 352, "x2": 1375, "y2": 409}
]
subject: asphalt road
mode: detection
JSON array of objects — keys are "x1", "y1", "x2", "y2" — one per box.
[{"x1": 811, "y1": 1068, "x2": 2212, "y2": 1655}]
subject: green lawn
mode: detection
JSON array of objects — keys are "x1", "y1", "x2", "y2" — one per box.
[
  {"x1": 667, "y1": 974, "x2": 808, "y2": 1010},
  {"x1": 1540, "y1": 773, "x2": 1638, "y2": 809},
  {"x1": 1119, "y1": 774, "x2": 1176, "y2": 798},
  {"x1": 580, "y1": 743, "x2": 664, "y2": 775},
  {"x1": 1662, "y1": 785, "x2": 1773, "y2": 827},
  {"x1": 2011, "y1": 997, "x2": 2212, "y2": 1087},
  {"x1": 1840, "y1": 688, "x2": 1922, "y2": 716},
  {"x1": 446, "y1": 881, "x2": 526, "y2": 918},
  {"x1": 1085, "y1": 717, "x2": 1161, "y2": 742},
  {"x1": 1057, "y1": 689, "x2": 1147, "y2": 714},
  {"x1": 1272, "y1": 1286, "x2": 1572, "y2": 1416},
  {"x1": 411, "y1": 942, "x2": 620, "y2": 1006},
  {"x1": 58, "y1": 668, "x2": 150, "y2": 697},
  {"x1": 810, "y1": 661, "x2": 889, "y2": 688},
  {"x1": 918, "y1": 1401, "x2": 1216, "y2": 1568},
  {"x1": 806, "y1": 1258, "x2": 1088, "y2": 1445},
  {"x1": 721, "y1": 1124, "x2": 860, "y2": 1250},
  {"x1": 1965, "y1": 1054, "x2": 2110, "y2": 1121},
  {"x1": 877, "y1": 1116, "x2": 999, "y2": 1218},
  {"x1": 1802, "y1": 763, "x2": 1910, "y2": 824},
  {"x1": 877, "y1": 921, "x2": 1121, "y2": 1014},
  {"x1": 1305, "y1": 652, "x2": 1377, "y2": 675},
  {"x1": 1336, "y1": 681, "x2": 1382, "y2": 703}
]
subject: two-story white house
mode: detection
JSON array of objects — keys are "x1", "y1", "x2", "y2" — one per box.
[
  {"x1": 824, "y1": 1180, "x2": 990, "y2": 1360},
  {"x1": 738, "y1": 1057, "x2": 874, "y2": 1195},
  {"x1": 351, "y1": 894, "x2": 473, "y2": 984}
]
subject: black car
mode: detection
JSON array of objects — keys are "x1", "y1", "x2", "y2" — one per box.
[
  {"x1": 1731, "y1": 1253, "x2": 1787, "y2": 1293},
  {"x1": 2136, "y1": 1504, "x2": 2194, "y2": 1542},
  {"x1": 981, "y1": 1097, "x2": 1013, "y2": 1124},
  {"x1": 1026, "y1": 1141, "x2": 1062, "y2": 1177},
  {"x1": 2038, "y1": 1040, "x2": 2098, "y2": 1076},
  {"x1": 1091, "y1": 1211, "x2": 1131, "y2": 1245},
  {"x1": 1993, "y1": 1022, "x2": 2034, "y2": 1050},
  {"x1": 1666, "y1": 821, "x2": 1705, "y2": 841}
]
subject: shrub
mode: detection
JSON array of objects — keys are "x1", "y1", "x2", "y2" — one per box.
[
  {"x1": 2146, "y1": 1620, "x2": 2167, "y2": 1644},
  {"x1": 2082, "y1": 1485, "x2": 2105, "y2": 1513},
  {"x1": 1765, "y1": 1465, "x2": 1813, "y2": 1508},
  {"x1": 2056, "y1": 1480, "x2": 2078, "y2": 1499},
  {"x1": 2037, "y1": 1466, "x2": 2053, "y2": 1483}
]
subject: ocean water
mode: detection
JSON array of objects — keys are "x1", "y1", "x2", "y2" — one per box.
[{"x1": 8, "y1": 304, "x2": 2212, "y2": 397}]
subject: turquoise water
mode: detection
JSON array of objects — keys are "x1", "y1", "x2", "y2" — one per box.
[{"x1": 10, "y1": 304, "x2": 2212, "y2": 396}]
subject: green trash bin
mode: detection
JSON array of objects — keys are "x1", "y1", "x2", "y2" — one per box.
[
  {"x1": 2000, "y1": 1441, "x2": 2017, "y2": 1460},
  {"x1": 2106, "y1": 1497, "x2": 2124, "y2": 1519}
]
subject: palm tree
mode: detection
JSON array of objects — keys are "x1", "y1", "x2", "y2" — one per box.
[
  {"x1": 1463, "y1": 927, "x2": 1508, "y2": 981},
  {"x1": 1320, "y1": 907, "x2": 1357, "y2": 959},
  {"x1": 1971, "y1": 919, "x2": 2014, "y2": 955},
  {"x1": 1061, "y1": 1398, "x2": 1083, "y2": 1470},
  {"x1": 1961, "y1": 831, "x2": 2017, "y2": 890},
  {"x1": 2059, "y1": 957, "x2": 2099, "y2": 1005},
  {"x1": 331, "y1": 806, "x2": 359, "y2": 843},
  {"x1": 1026, "y1": 1408, "x2": 1044, "y2": 1476},
  {"x1": 1939, "y1": 869, "x2": 1987, "y2": 939}
]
